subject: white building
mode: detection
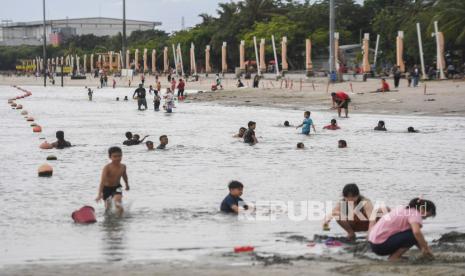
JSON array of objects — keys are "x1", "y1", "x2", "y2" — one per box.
[{"x1": 0, "y1": 17, "x2": 161, "y2": 46}]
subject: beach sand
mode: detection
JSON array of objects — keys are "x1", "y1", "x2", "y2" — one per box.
[
  {"x1": 3, "y1": 74, "x2": 464, "y2": 117},
  {"x1": 2, "y1": 249, "x2": 465, "y2": 276},
  {"x1": 188, "y1": 78, "x2": 465, "y2": 117}
]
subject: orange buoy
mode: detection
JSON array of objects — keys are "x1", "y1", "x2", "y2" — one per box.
[
  {"x1": 33, "y1": 125, "x2": 42, "y2": 133},
  {"x1": 40, "y1": 141, "x2": 53, "y2": 149},
  {"x1": 26, "y1": 117, "x2": 34, "y2": 122},
  {"x1": 38, "y1": 163, "x2": 53, "y2": 177}
]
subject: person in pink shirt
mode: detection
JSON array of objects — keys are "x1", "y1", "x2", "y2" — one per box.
[{"x1": 368, "y1": 198, "x2": 436, "y2": 261}]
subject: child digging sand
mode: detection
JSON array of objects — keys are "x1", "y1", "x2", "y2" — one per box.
[
  {"x1": 96, "y1": 147, "x2": 129, "y2": 216},
  {"x1": 323, "y1": 183, "x2": 377, "y2": 241}
]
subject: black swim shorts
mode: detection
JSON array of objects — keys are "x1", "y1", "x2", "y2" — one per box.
[{"x1": 103, "y1": 184, "x2": 123, "y2": 200}]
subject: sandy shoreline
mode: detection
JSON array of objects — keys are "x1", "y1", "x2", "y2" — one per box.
[
  {"x1": 2, "y1": 75, "x2": 465, "y2": 117},
  {"x1": 187, "y1": 79, "x2": 465, "y2": 117},
  {"x1": 2, "y1": 250, "x2": 465, "y2": 276}
]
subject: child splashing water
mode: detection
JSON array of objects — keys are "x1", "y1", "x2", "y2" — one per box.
[{"x1": 96, "y1": 147, "x2": 130, "y2": 217}]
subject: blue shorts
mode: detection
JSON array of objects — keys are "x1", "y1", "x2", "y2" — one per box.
[
  {"x1": 370, "y1": 229, "x2": 418, "y2": 256},
  {"x1": 302, "y1": 130, "x2": 310, "y2": 135}
]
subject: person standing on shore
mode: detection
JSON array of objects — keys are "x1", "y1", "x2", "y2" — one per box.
[
  {"x1": 253, "y1": 75, "x2": 260, "y2": 88},
  {"x1": 412, "y1": 65, "x2": 420, "y2": 87},
  {"x1": 177, "y1": 78, "x2": 185, "y2": 100},
  {"x1": 100, "y1": 76, "x2": 104, "y2": 88},
  {"x1": 393, "y1": 66, "x2": 401, "y2": 88},
  {"x1": 216, "y1": 74, "x2": 224, "y2": 90},
  {"x1": 331, "y1": 91, "x2": 351, "y2": 118},
  {"x1": 133, "y1": 84, "x2": 147, "y2": 111}
]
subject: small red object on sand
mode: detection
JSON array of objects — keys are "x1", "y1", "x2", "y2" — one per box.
[
  {"x1": 234, "y1": 246, "x2": 254, "y2": 253},
  {"x1": 72, "y1": 206, "x2": 97, "y2": 224},
  {"x1": 307, "y1": 242, "x2": 316, "y2": 247}
]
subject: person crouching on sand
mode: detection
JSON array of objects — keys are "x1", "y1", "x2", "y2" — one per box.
[
  {"x1": 323, "y1": 183, "x2": 379, "y2": 241},
  {"x1": 368, "y1": 198, "x2": 436, "y2": 261}
]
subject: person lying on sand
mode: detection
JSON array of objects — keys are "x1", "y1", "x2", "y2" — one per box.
[
  {"x1": 368, "y1": 198, "x2": 435, "y2": 261},
  {"x1": 323, "y1": 183, "x2": 378, "y2": 241}
]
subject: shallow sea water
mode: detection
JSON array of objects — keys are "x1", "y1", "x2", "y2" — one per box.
[{"x1": 0, "y1": 85, "x2": 464, "y2": 266}]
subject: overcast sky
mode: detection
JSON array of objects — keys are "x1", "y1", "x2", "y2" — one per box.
[
  {"x1": 0, "y1": 0, "x2": 364, "y2": 33},
  {"x1": 0, "y1": 0, "x2": 228, "y2": 32}
]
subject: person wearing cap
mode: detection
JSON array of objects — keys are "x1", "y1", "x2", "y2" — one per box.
[
  {"x1": 331, "y1": 91, "x2": 351, "y2": 118},
  {"x1": 133, "y1": 83, "x2": 147, "y2": 110}
]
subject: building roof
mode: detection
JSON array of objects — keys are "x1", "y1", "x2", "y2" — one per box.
[{"x1": 1, "y1": 17, "x2": 161, "y2": 28}]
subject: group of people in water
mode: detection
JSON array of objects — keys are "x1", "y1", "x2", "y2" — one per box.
[
  {"x1": 220, "y1": 92, "x2": 432, "y2": 260},
  {"x1": 132, "y1": 83, "x2": 177, "y2": 113},
  {"x1": 78, "y1": 79, "x2": 433, "y2": 262}
]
